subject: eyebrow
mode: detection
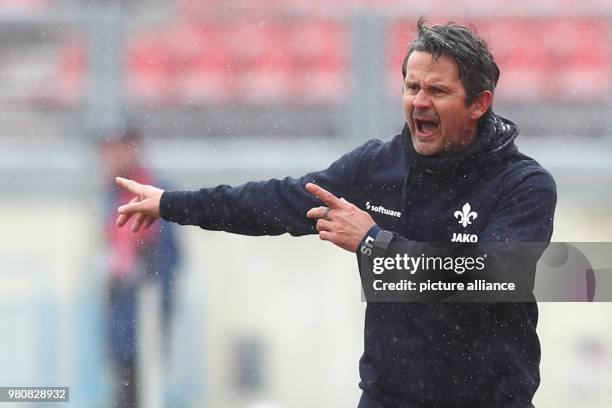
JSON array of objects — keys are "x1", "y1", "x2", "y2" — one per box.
[
  {"x1": 404, "y1": 80, "x2": 451, "y2": 92},
  {"x1": 429, "y1": 83, "x2": 451, "y2": 91}
]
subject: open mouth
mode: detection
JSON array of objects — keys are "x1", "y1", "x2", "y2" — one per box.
[{"x1": 414, "y1": 119, "x2": 440, "y2": 136}]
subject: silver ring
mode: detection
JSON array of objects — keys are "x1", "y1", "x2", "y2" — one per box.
[{"x1": 322, "y1": 207, "x2": 331, "y2": 221}]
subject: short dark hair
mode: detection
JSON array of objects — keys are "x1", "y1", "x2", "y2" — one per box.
[
  {"x1": 100, "y1": 125, "x2": 142, "y2": 150},
  {"x1": 402, "y1": 17, "x2": 500, "y2": 107}
]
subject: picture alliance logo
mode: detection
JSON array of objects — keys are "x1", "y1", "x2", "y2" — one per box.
[{"x1": 365, "y1": 201, "x2": 402, "y2": 218}]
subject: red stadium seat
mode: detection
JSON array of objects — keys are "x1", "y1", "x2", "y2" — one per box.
[
  {"x1": 126, "y1": 12, "x2": 611, "y2": 106},
  {"x1": 477, "y1": 19, "x2": 552, "y2": 101},
  {"x1": 540, "y1": 17, "x2": 609, "y2": 101},
  {"x1": 289, "y1": 20, "x2": 348, "y2": 104},
  {"x1": 125, "y1": 17, "x2": 349, "y2": 106},
  {"x1": 169, "y1": 22, "x2": 235, "y2": 104},
  {"x1": 226, "y1": 21, "x2": 292, "y2": 104},
  {"x1": 126, "y1": 29, "x2": 174, "y2": 105},
  {"x1": 54, "y1": 38, "x2": 87, "y2": 106}
]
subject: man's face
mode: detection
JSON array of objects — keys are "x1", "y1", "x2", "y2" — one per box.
[
  {"x1": 402, "y1": 50, "x2": 483, "y2": 156},
  {"x1": 101, "y1": 141, "x2": 139, "y2": 182}
]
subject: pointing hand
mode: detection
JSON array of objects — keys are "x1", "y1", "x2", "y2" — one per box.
[{"x1": 115, "y1": 176, "x2": 164, "y2": 233}]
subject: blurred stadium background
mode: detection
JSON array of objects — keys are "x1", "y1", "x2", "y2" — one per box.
[{"x1": 1, "y1": 0, "x2": 612, "y2": 407}]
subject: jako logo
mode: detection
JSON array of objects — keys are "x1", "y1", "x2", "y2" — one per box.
[
  {"x1": 452, "y1": 203, "x2": 478, "y2": 242},
  {"x1": 451, "y1": 232, "x2": 479, "y2": 243},
  {"x1": 365, "y1": 201, "x2": 402, "y2": 218},
  {"x1": 454, "y1": 203, "x2": 477, "y2": 228}
]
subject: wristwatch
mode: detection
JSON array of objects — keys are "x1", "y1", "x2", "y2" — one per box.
[
  {"x1": 360, "y1": 226, "x2": 396, "y2": 257},
  {"x1": 372, "y1": 229, "x2": 395, "y2": 257}
]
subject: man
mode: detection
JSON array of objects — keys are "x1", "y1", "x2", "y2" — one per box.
[
  {"x1": 116, "y1": 19, "x2": 556, "y2": 407},
  {"x1": 102, "y1": 127, "x2": 181, "y2": 408}
]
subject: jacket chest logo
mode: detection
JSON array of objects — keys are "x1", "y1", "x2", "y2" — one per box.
[
  {"x1": 365, "y1": 201, "x2": 402, "y2": 218},
  {"x1": 452, "y1": 202, "x2": 479, "y2": 243},
  {"x1": 453, "y1": 202, "x2": 477, "y2": 228}
]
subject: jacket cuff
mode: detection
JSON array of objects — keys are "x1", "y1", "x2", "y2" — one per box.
[
  {"x1": 159, "y1": 190, "x2": 202, "y2": 224},
  {"x1": 159, "y1": 191, "x2": 176, "y2": 222},
  {"x1": 358, "y1": 225, "x2": 383, "y2": 254}
]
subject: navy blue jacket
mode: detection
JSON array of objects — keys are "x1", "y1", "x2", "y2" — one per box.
[{"x1": 160, "y1": 114, "x2": 557, "y2": 407}]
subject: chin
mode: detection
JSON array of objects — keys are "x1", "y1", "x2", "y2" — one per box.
[{"x1": 412, "y1": 140, "x2": 441, "y2": 156}]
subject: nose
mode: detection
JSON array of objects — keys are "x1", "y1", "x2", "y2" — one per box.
[{"x1": 412, "y1": 88, "x2": 432, "y2": 109}]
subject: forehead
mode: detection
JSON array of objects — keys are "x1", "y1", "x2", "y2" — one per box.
[{"x1": 405, "y1": 51, "x2": 461, "y2": 83}]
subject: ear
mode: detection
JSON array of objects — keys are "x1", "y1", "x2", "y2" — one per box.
[{"x1": 469, "y1": 90, "x2": 493, "y2": 120}]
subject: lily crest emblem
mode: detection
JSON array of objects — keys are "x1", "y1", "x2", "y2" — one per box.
[{"x1": 454, "y1": 203, "x2": 477, "y2": 228}]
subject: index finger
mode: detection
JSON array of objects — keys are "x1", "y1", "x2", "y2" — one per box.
[
  {"x1": 305, "y1": 183, "x2": 341, "y2": 208},
  {"x1": 115, "y1": 176, "x2": 143, "y2": 195}
]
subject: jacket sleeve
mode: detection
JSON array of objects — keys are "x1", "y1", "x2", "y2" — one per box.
[
  {"x1": 478, "y1": 170, "x2": 556, "y2": 243},
  {"x1": 159, "y1": 141, "x2": 378, "y2": 236}
]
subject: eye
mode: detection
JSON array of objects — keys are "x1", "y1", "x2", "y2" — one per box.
[
  {"x1": 432, "y1": 87, "x2": 445, "y2": 96},
  {"x1": 405, "y1": 83, "x2": 419, "y2": 93}
]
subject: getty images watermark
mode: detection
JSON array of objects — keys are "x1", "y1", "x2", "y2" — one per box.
[{"x1": 359, "y1": 242, "x2": 612, "y2": 302}]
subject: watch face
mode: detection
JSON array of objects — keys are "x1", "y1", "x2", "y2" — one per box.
[{"x1": 374, "y1": 230, "x2": 394, "y2": 250}]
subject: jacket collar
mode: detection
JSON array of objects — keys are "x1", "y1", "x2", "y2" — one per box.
[{"x1": 402, "y1": 114, "x2": 519, "y2": 175}]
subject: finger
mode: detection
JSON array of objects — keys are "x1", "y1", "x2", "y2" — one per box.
[
  {"x1": 143, "y1": 216, "x2": 156, "y2": 230},
  {"x1": 305, "y1": 183, "x2": 341, "y2": 209},
  {"x1": 131, "y1": 212, "x2": 146, "y2": 233},
  {"x1": 118, "y1": 199, "x2": 149, "y2": 215},
  {"x1": 116, "y1": 213, "x2": 131, "y2": 227},
  {"x1": 306, "y1": 206, "x2": 329, "y2": 219},
  {"x1": 318, "y1": 230, "x2": 336, "y2": 242},
  {"x1": 116, "y1": 177, "x2": 143, "y2": 196},
  {"x1": 339, "y1": 197, "x2": 357, "y2": 211},
  {"x1": 116, "y1": 197, "x2": 139, "y2": 227},
  {"x1": 316, "y1": 219, "x2": 333, "y2": 232}
]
